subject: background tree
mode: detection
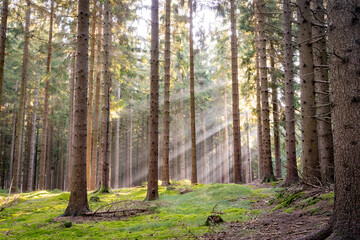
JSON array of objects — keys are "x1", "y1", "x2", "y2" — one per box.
[
  {"x1": 0, "y1": 0, "x2": 9, "y2": 106},
  {"x1": 146, "y1": 0, "x2": 159, "y2": 201}
]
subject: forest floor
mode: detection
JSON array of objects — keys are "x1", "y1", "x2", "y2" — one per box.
[{"x1": 0, "y1": 181, "x2": 333, "y2": 239}]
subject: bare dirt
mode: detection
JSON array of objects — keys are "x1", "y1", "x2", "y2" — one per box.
[{"x1": 203, "y1": 181, "x2": 333, "y2": 240}]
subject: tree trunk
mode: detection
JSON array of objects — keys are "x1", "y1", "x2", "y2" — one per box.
[
  {"x1": 245, "y1": 111, "x2": 251, "y2": 183},
  {"x1": 86, "y1": 4, "x2": 97, "y2": 190},
  {"x1": 128, "y1": 109, "x2": 133, "y2": 186},
  {"x1": 99, "y1": 0, "x2": 112, "y2": 193},
  {"x1": 0, "y1": 0, "x2": 9, "y2": 106},
  {"x1": 114, "y1": 84, "x2": 120, "y2": 189},
  {"x1": 258, "y1": 0, "x2": 275, "y2": 182},
  {"x1": 179, "y1": 76, "x2": 186, "y2": 180},
  {"x1": 63, "y1": 0, "x2": 90, "y2": 216},
  {"x1": 189, "y1": 0, "x2": 197, "y2": 185},
  {"x1": 254, "y1": 0, "x2": 263, "y2": 180},
  {"x1": 27, "y1": 74, "x2": 38, "y2": 191},
  {"x1": 65, "y1": 52, "x2": 76, "y2": 191},
  {"x1": 230, "y1": 0, "x2": 242, "y2": 183},
  {"x1": 297, "y1": 0, "x2": 320, "y2": 185},
  {"x1": 23, "y1": 95, "x2": 34, "y2": 192},
  {"x1": 90, "y1": 3, "x2": 103, "y2": 191},
  {"x1": 328, "y1": 1, "x2": 360, "y2": 237},
  {"x1": 45, "y1": 112, "x2": 53, "y2": 190},
  {"x1": 146, "y1": 0, "x2": 159, "y2": 201},
  {"x1": 161, "y1": 0, "x2": 171, "y2": 187},
  {"x1": 39, "y1": 0, "x2": 55, "y2": 190},
  {"x1": 311, "y1": 0, "x2": 334, "y2": 185},
  {"x1": 223, "y1": 85, "x2": 230, "y2": 183},
  {"x1": 11, "y1": 0, "x2": 31, "y2": 193},
  {"x1": 270, "y1": 42, "x2": 281, "y2": 179},
  {"x1": 282, "y1": 0, "x2": 298, "y2": 187}
]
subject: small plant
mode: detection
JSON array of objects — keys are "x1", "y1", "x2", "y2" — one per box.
[
  {"x1": 63, "y1": 221, "x2": 72, "y2": 228},
  {"x1": 90, "y1": 195, "x2": 100, "y2": 202}
]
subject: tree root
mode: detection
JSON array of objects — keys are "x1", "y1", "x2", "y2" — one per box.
[{"x1": 299, "y1": 224, "x2": 332, "y2": 240}]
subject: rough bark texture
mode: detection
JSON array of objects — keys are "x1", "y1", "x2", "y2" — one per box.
[
  {"x1": 39, "y1": 0, "x2": 55, "y2": 190},
  {"x1": 0, "y1": 0, "x2": 9, "y2": 106},
  {"x1": 99, "y1": 0, "x2": 112, "y2": 192},
  {"x1": 270, "y1": 42, "x2": 281, "y2": 179},
  {"x1": 297, "y1": 0, "x2": 320, "y2": 185},
  {"x1": 254, "y1": 0, "x2": 263, "y2": 180},
  {"x1": 64, "y1": 0, "x2": 90, "y2": 216},
  {"x1": 45, "y1": 112, "x2": 53, "y2": 190},
  {"x1": 23, "y1": 96, "x2": 34, "y2": 192},
  {"x1": 90, "y1": 4, "x2": 102, "y2": 191},
  {"x1": 312, "y1": 0, "x2": 334, "y2": 184},
  {"x1": 161, "y1": 0, "x2": 171, "y2": 187},
  {"x1": 258, "y1": 0, "x2": 275, "y2": 182},
  {"x1": 230, "y1": 0, "x2": 242, "y2": 183},
  {"x1": 245, "y1": 111, "x2": 251, "y2": 183},
  {"x1": 11, "y1": 0, "x2": 31, "y2": 193},
  {"x1": 327, "y1": 1, "x2": 360, "y2": 238},
  {"x1": 146, "y1": 0, "x2": 159, "y2": 201},
  {"x1": 86, "y1": 4, "x2": 97, "y2": 190},
  {"x1": 189, "y1": 0, "x2": 197, "y2": 185},
  {"x1": 282, "y1": 0, "x2": 298, "y2": 187}
]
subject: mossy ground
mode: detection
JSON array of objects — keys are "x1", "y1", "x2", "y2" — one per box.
[{"x1": 0, "y1": 181, "x2": 277, "y2": 239}]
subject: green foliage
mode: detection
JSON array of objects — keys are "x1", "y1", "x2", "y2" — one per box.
[{"x1": 0, "y1": 183, "x2": 276, "y2": 239}]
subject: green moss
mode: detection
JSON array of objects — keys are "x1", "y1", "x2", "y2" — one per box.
[
  {"x1": 283, "y1": 206, "x2": 295, "y2": 213},
  {"x1": 0, "y1": 183, "x2": 277, "y2": 239},
  {"x1": 273, "y1": 191, "x2": 304, "y2": 211}
]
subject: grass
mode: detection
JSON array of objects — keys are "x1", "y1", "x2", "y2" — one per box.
[{"x1": 0, "y1": 181, "x2": 277, "y2": 239}]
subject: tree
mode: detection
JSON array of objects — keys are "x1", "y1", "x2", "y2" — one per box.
[
  {"x1": 189, "y1": 0, "x2": 197, "y2": 185},
  {"x1": 258, "y1": 0, "x2": 275, "y2": 182},
  {"x1": 90, "y1": 3, "x2": 103, "y2": 191},
  {"x1": 270, "y1": 41, "x2": 281, "y2": 179},
  {"x1": 11, "y1": 0, "x2": 31, "y2": 194},
  {"x1": 303, "y1": 1, "x2": 360, "y2": 238},
  {"x1": 297, "y1": 0, "x2": 320, "y2": 184},
  {"x1": 230, "y1": 0, "x2": 242, "y2": 183},
  {"x1": 146, "y1": 0, "x2": 159, "y2": 201},
  {"x1": 282, "y1": 0, "x2": 298, "y2": 187},
  {"x1": 86, "y1": 3, "x2": 97, "y2": 190},
  {"x1": 39, "y1": 0, "x2": 55, "y2": 190},
  {"x1": 311, "y1": 0, "x2": 334, "y2": 184},
  {"x1": 254, "y1": 0, "x2": 263, "y2": 180},
  {"x1": 63, "y1": 0, "x2": 90, "y2": 216},
  {"x1": 161, "y1": 0, "x2": 171, "y2": 187},
  {"x1": 99, "y1": 0, "x2": 112, "y2": 193},
  {"x1": 0, "y1": 0, "x2": 9, "y2": 106}
]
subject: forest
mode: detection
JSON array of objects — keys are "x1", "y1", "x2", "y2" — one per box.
[{"x1": 0, "y1": 0, "x2": 359, "y2": 239}]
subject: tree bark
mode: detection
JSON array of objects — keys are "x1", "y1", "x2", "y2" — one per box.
[
  {"x1": 86, "y1": 4, "x2": 97, "y2": 190},
  {"x1": 63, "y1": 0, "x2": 90, "y2": 216},
  {"x1": 161, "y1": 0, "x2": 171, "y2": 187},
  {"x1": 327, "y1": 1, "x2": 360, "y2": 237},
  {"x1": 39, "y1": 0, "x2": 55, "y2": 190},
  {"x1": 0, "y1": 0, "x2": 9, "y2": 106},
  {"x1": 311, "y1": 0, "x2": 334, "y2": 184},
  {"x1": 188, "y1": 0, "x2": 197, "y2": 185},
  {"x1": 254, "y1": 0, "x2": 263, "y2": 180},
  {"x1": 230, "y1": 0, "x2": 242, "y2": 183},
  {"x1": 245, "y1": 111, "x2": 251, "y2": 183},
  {"x1": 179, "y1": 76, "x2": 186, "y2": 180},
  {"x1": 282, "y1": 0, "x2": 299, "y2": 187},
  {"x1": 270, "y1": 41, "x2": 281, "y2": 179},
  {"x1": 146, "y1": 0, "x2": 159, "y2": 201},
  {"x1": 223, "y1": 85, "x2": 230, "y2": 183},
  {"x1": 258, "y1": 0, "x2": 275, "y2": 182},
  {"x1": 65, "y1": 52, "x2": 76, "y2": 191},
  {"x1": 11, "y1": 0, "x2": 31, "y2": 193},
  {"x1": 297, "y1": 0, "x2": 320, "y2": 185},
  {"x1": 114, "y1": 84, "x2": 120, "y2": 189},
  {"x1": 99, "y1": 0, "x2": 112, "y2": 192},
  {"x1": 45, "y1": 111, "x2": 53, "y2": 190},
  {"x1": 90, "y1": 3, "x2": 103, "y2": 191}
]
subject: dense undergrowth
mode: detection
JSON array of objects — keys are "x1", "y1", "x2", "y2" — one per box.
[{"x1": 0, "y1": 181, "x2": 277, "y2": 239}]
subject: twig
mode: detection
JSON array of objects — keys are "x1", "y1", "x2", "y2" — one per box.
[{"x1": 179, "y1": 222, "x2": 200, "y2": 240}]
